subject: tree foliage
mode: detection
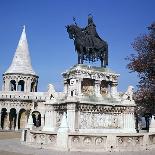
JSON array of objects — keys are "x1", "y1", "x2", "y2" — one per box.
[{"x1": 126, "y1": 22, "x2": 155, "y2": 114}]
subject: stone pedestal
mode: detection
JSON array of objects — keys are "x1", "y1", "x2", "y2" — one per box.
[
  {"x1": 57, "y1": 112, "x2": 69, "y2": 150},
  {"x1": 95, "y1": 80, "x2": 101, "y2": 97},
  {"x1": 149, "y1": 115, "x2": 155, "y2": 133},
  {"x1": 111, "y1": 82, "x2": 118, "y2": 98},
  {"x1": 67, "y1": 103, "x2": 76, "y2": 132},
  {"x1": 0, "y1": 112, "x2": 2, "y2": 130},
  {"x1": 26, "y1": 114, "x2": 33, "y2": 130}
]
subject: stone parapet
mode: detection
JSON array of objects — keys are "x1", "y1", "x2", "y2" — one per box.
[{"x1": 23, "y1": 129, "x2": 155, "y2": 152}]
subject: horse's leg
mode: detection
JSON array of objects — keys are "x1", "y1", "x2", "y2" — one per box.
[
  {"x1": 78, "y1": 54, "x2": 80, "y2": 64},
  {"x1": 81, "y1": 52, "x2": 84, "y2": 64},
  {"x1": 105, "y1": 45, "x2": 108, "y2": 66},
  {"x1": 100, "y1": 57, "x2": 103, "y2": 67}
]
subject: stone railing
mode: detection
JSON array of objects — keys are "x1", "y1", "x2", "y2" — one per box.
[
  {"x1": 22, "y1": 129, "x2": 155, "y2": 152},
  {"x1": 0, "y1": 91, "x2": 47, "y2": 101},
  {"x1": 22, "y1": 130, "x2": 57, "y2": 149}
]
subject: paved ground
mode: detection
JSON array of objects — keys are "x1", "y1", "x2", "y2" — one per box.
[{"x1": 0, "y1": 131, "x2": 155, "y2": 155}]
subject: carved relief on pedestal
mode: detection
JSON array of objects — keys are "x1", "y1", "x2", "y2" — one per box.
[
  {"x1": 32, "y1": 133, "x2": 37, "y2": 142},
  {"x1": 72, "y1": 136, "x2": 80, "y2": 144},
  {"x1": 117, "y1": 136, "x2": 142, "y2": 147},
  {"x1": 95, "y1": 137, "x2": 104, "y2": 145},
  {"x1": 81, "y1": 78, "x2": 95, "y2": 96},
  {"x1": 83, "y1": 137, "x2": 92, "y2": 145},
  {"x1": 149, "y1": 135, "x2": 155, "y2": 144},
  {"x1": 100, "y1": 80, "x2": 109, "y2": 96},
  {"x1": 80, "y1": 112, "x2": 121, "y2": 129},
  {"x1": 71, "y1": 135, "x2": 107, "y2": 148},
  {"x1": 48, "y1": 135, "x2": 56, "y2": 144},
  {"x1": 36, "y1": 134, "x2": 46, "y2": 144},
  {"x1": 56, "y1": 111, "x2": 63, "y2": 127}
]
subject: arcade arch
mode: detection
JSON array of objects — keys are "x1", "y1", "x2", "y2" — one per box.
[
  {"x1": 1, "y1": 108, "x2": 8, "y2": 129},
  {"x1": 9, "y1": 108, "x2": 16, "y2": 130},
  {"x1": 32, "y1": 111, "x2": 41, "y2": 127},
  {"x1": 18, "y1": 109, "x2": 28, "y2": 129}
]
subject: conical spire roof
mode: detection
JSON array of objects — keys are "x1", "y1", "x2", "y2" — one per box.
[{"x1": 5, "y1": 26, "x2": 36, "y2": 75}]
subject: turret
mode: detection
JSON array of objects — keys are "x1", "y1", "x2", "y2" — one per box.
[{"x1": 2, "y1": 26, "x2": 38, "y2": 92}]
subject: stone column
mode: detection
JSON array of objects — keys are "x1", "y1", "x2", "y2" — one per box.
[
  {"x1": 24, "y1": 77, "x2": 30, "y2": 92},
  {"x1": 64, "y1": 79, "x2": 68, "y2": 94},
  {"x1": 95, "y1": 80, "x2": 101, "y2": 97},
  {"x1": 123, "y1": 107, "x2": 136, "y2": 133},
  {"x1": 16, "y1": 79, "x2": 18, "y2": 91},
  {"x1": 67, "y1": 103, "x2": 76, "y2": 132},
  {"x1": 41, "y1": 112, "x2": 45, "y2": 127},
  {"x1": 15, "y1": 111, "x2": 19, "y2": 130},
  {"x1": 5, "y1": 112, "x2": 10, "y2": 130},
  {"x1": 150, "y1": 115, "x2": 155, "y2": 132},
  {"x1": 0, "y1": 111, "x2": 2, "y2": 130},
  {"x1": 57, "y1": 112, "x2": 69, "y2": 150},
  {"x1": 43, "y1": 106, "x2": 55, "y2": 131},
  {"x1": 2, "y1": 81, "x2": 5, "y2": 91},
  {"x1": 111, "y1": 82, "x2": 118, "y2": 98},
  {"x1": 75, "y1": 111, "x2": 80, "y2": 130},
  {"x1": 4, "y1": 77, "x2": 10, "y2": 91},
  {"x1": 77, "y1": 79, "x2": 82, "y2": 96}
]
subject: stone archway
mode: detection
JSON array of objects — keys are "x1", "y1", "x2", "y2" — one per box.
[
  {"x1": 9, "y1": 108, "x2": 16, "y2": 130},
  {"x1": 10, "y1": 80, "x2": 16, "y2": 91},
  {"x1": 18, "y1": 109, "x2": 28, "y2": 129},
  {"x1": 31, "y1": 82, "x2": 37, "y2": 92},
  {"x1": 32, "y1": 111, "x2": 41, "y2": 127},
  {"x1": 1, "y1": 108, "x2": 8, "y2": 129}
]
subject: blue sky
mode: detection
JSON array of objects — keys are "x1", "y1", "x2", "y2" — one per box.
[{"x1": 0, "y1": 0, "x2": 154, "y2": 92}]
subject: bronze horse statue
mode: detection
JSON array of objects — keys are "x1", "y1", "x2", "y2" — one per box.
[{"x1": 66, "y1": 24, "x2": 108, "y2": 67}]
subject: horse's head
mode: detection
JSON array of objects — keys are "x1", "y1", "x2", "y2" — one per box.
[{"x1": 66, "y1": 24, "x2": 82, "y2": 39}]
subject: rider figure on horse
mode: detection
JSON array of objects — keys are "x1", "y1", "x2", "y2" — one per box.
[{"x1": 82, "y1": 14, "x2": 102, "y2": 48}]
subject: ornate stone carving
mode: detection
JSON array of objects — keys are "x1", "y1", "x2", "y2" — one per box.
[
  {"x1": 56, "y1": 112, "x2": 63, "y2": 127},
  {"x1": 82, "y1": 86, "x2": 94, "y2": 95},
  {"x1": 100, "y1": 87, "x2": 108, "y2": 96},
  {"x1": 83, "y1": 137, "x2": 92, "y2": 145},
  {"x1": 80, "y1": 112, "x2": 121, "y2": 129},
  {"x1": 118, "y1": 137, "x2": 123, "y2": 144},
  {"x1": 72, "y1": 136, "x2": 80, "y2": 144},
  {"x1": 117, "y1": 136, "x2": 142, "y2": 147},
  {"x1": 48, "y1": 135, "x2": 56, "y2": 144},
  {"x1": 95, "y1": 137, "x2": 103, "y2": 145},
  {"x1": 122, "y1": 85, "x2": 134, "y2": 101},
  {"x1": 81, "y1": 79, "x2": 94, "y2": 96},
  {"x1": 149, "y1": 135, "x2": 155, "y2": 144},
  {"x1": 32, "y1": 134, "x2": 37, "y2": 142}
]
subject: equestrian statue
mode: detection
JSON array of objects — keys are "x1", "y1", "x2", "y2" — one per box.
[{"x1": 66, "y1": 15, "x2": 108, "y2": 67}]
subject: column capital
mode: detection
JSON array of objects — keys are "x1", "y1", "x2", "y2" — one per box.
[
  {"x1": 111, "y1": 82, "x2": 118, "y2": 87},
  {"x1": 67, "y1": 103, "x2": 76, "y2": 110},
  {"x1": 95, "y1": 80, "x2": 101, "y2": 84}
]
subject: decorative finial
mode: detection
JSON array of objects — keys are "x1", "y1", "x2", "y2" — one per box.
[
  {"x1": 23, "y1": 25, "x2": 26, "y2": 32},
  {"x1": 88, "y1": 13, "x2": 93, "y2": 18},
  {"x1": 73, "y1": 17, "x2": 77, "y2": 26}
]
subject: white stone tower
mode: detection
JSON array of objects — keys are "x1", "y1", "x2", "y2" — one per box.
[{"x1": 2, "y1": 26, "x2": 38, "y2": 92}]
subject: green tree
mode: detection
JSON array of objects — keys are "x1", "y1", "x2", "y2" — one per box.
[{"x1": 126, "y1": 22, "x2": 155, "y2": 114}]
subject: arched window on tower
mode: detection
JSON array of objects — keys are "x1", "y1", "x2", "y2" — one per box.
[
  {"x1": 17, "y1": 80, "x2": 25, "y2": 91},
  {"x1": 31, "y1": 82, "x2": 36, "y2": 92},
  {"x1": 10, "y1": 80, "x2": 16, "y2": 91}
]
